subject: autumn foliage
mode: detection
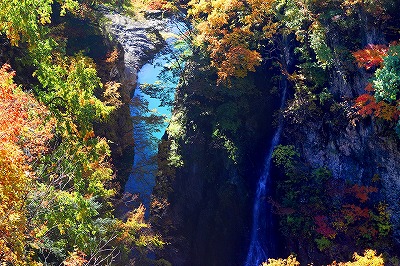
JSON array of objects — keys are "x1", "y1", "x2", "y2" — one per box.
[
  {"x1": 355, "y1": 93, "x2": 400, "y2": 121},
  {"x1": 147, "y1": 0, "x2": 168, "y2": 10},
  {"x1": 347, "y1": 184, "x2": 378, "y2": 203},
  {"x1": 264, "y1": 249, "x2": 384, "y2": 266},
  {"x1": 188, "y1": 0, "x2": 277, "y2": 82},
  {"x1": 352, "y1": 44, "x2": 388, "y2": 70},
  {"x1": 310, "y1": 183, "x2": 383, "y2": 253},
  {"x1": 315, "y1": 215, "x2": 336, "y2": 239},
  {"x1": 273, "y1": 146, "x2": 392, "y2": 261},
  {"x1": 263, "y1": 255, "x2": 300, "y2": 266},
  {"x1": 330, "y1": 249, "x2": 384, "y2": 266},
  {"x1": 0, "y1": 0, "x2": 164, "y2": 263},
  {"x1": 353, "y1": 44, "x2": 400, "y2": 125},
  {"x1": 0, "y1": 64, "x2": 54, "y2": 264}
]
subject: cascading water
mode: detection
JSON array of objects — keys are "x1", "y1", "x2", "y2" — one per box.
[{"x1": 245, "y1": 79, "x2": 287, "y2": 266}]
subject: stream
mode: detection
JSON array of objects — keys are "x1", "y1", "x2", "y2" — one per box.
[{"x1": 245, "y1": 79, "x2": 287, "y2": 265}]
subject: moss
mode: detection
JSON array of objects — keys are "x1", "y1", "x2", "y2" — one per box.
[{"x1": 166, "y1": 109, "x2": 186, "y2": 167}]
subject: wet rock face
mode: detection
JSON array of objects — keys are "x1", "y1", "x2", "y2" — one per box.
[
  {"x1": 152, "y1": 113, "x2": 252, "y2": 266},
  {"x1": 151, "y1": 66, "x2": 278, "y2": 265},
  {"x1": 293, "y1": 19, "x2": 400, "y2": 246}
]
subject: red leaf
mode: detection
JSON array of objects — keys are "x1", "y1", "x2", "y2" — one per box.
[{"x1": 353, "y1": 44, "x2": 388, "y2": 70}]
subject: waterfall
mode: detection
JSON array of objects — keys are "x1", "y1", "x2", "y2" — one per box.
[{"x1": 245, "y1": 78, "x2": 287, "y2": 266}]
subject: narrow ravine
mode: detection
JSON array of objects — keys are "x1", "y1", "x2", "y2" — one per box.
[
  {"x1": 126, "y1": 21, "x2": 185, "y2": 214},
  {"x1": 100, "y1": 7, "x2": 186, "y2": 215},
  {"x1": 120, "y1": 19, "x2": 187, "y2": 216},
  {"x1": 245, "y1": 78, "x2": 287, "y2": 266}
]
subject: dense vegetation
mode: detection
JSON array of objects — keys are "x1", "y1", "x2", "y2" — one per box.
[
  {"x1": 2, "y1": 0, "x2": 400, "y2": 265},
  {"x1": 152, "y1": 0, "x2": 400, "y2": 264},
  {"x1": 0, "y1": 1, "x2": 164, "y2": 265}
]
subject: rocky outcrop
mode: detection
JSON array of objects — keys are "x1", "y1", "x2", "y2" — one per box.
[
  {"x1": 276, "y1": 10, "x2": 400, "y2": 249},
  {"x1": 299, "y1": 22, "x2": 400, "y2": 246},
  {"x1": 99, "y1": 6, "x2": 166, "y2": 97},
  {"x1": 290, "y1": 103, "x2": 400, "y2": 244}
]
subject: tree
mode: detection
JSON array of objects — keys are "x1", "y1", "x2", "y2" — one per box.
[
  {"x1": 0, "y1": 0, "x2": 81, "y2": 46},
  {"x1": 341, "y1": 0, "x2": 390, "y2": 19},
  {"x1": 188, "y1": 0, "x2": 277, "y2": 82},
  {"x1": 353, "y1": 44, "x2": 400, "y2": 135},
  {"x1": 0, "y1": 64, "x2": 54, "y2": 265},
  {"x1": 263, "y1": 250, "x2": 384, "y2": 266},
  {"x1": 1, "y1": 0, "x2": 165, "y2": 263},
  {"x1": 330, "y1": 250, "x2": 384, "y2": 266},
  {"x1": 352, "y1": 44, "x2": 388, "y2": 70},
  {"x1": 272, "y1": 143, "x2": 392, "y2": 260},
  {"x1": 373, "y1": 45, "x2": 400, "y2": 103},
  {"x1": 355, "y1": 92, "x2": 399, "y2": 121},
  {"x1": 262, "y1": 255, "x2": 300, "y2": 266},
  {"x1": 35, "y1": 54, "x2": 115, "y2": 138}
]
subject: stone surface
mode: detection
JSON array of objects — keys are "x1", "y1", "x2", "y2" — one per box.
[
  {"x1": 98, "y1": 6, "x2": 166, "y2": 97},
  {"x1": 294, "y1": 21, "x2": 400, "y2": 245},
  {"x1": 295, "y1": 117, "x2": 400, "y2": 243}
]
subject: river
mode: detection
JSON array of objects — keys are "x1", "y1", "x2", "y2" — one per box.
[{"x1": 124, "y1": 19, "x2": 187, "y2": 216}]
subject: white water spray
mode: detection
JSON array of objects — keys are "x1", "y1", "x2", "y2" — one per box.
[{"x1": 245, "y1": 78, "x2": 287, "y2": 266}]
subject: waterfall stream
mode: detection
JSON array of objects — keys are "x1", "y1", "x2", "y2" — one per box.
[{"x1": 245, "y1": 79, "x2": 287, "y2": 266}]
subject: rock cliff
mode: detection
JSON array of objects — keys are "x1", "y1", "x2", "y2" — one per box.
[{"x1": 151, "y1": 61, "x2": 282, "y2": 265}]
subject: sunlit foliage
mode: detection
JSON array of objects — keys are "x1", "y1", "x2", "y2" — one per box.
[
  {"x1": 188, "y1": 0, "x2": 277, "y2": 82},
  {"x1": 355, "y1": 92, "x2": 399, "y2": 121},
  {"x1": 373, "y1": 45, "x2": 400, "y2": 103},
  {"x1": 0, "y1": 64, "x2": 54, "y2": 265},
  {"x1": 262, "y1": 255, "x2": 300, "y2": 266},
  {"x1": 353, "y1": 44, "x2": 388, "y2": 70},
  {"x1": 330, "y1": 249, "x2": 384, "y2": 266},
  {"x1": 353, "y1": 44, "x2": 400, "y2": 135},
  {"x1": 264, "y1": 250, "x2": 384, "y2": 266},
  {"x1": 35, "y1": 54, "x2": 115, "y2": 137},
  {"x1": 0, "y1": 0, "x2": 164, "y2": 263},
  {"x1": 118, "y1": 204, "x2": 165, "y2": 252},
  {"x1": 0, "y1": 0, "x2": 81, "y2": 46}
]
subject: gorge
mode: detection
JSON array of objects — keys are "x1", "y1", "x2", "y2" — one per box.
[{"x1": 2, "y1": 1, "x2": 400, "y2": 265}]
